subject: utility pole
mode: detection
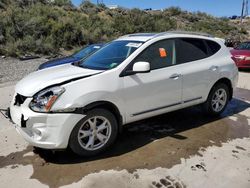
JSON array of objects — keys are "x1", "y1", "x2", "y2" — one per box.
[
  {"x1": 241, "y1": 0, "x2": 249, "y2": 22},
  {"x1": 241, "y1": 0, "x2": 245, "y2": 22},
  {"x1": 97, "y1": 0, "x2": 104, "y2": 4},
  {"x1": 245, "y1": 0, "x2": 249, "y2": 16}
]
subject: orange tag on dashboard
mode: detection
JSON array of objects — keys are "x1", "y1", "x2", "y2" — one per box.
[{"x1": 159, "y1": 48, "x2": 167, "y2": 57}]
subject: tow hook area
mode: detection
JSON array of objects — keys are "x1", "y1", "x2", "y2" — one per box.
[
  {"x1": 0, "y1": 107, "x2": 11, "y2": 119},
  {"x1": 0, "y1": 108, "x2": 27, "y2": 126}
]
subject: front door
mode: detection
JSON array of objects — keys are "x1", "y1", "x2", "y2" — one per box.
[{"x1": 121, "y1": 39, "x2": 182, "y2": 123}]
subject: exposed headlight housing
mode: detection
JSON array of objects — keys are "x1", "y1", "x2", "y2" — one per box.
[{"x1": 29, "y1": 86, "x2": 65, "y2": 112}]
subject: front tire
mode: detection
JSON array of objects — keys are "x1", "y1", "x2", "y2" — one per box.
[
  {"x1": 69, "y1": 108, "x2": 118, "y2": 156},
  {"x1": 203, "y1": 83, "x2": 229, "y2": 116}
]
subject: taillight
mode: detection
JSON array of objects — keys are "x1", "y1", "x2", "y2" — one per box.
[
  {"x1": 231, "y1": 56, "x2": 237, "y2": 64},
  {"x1": 232, "y1": 55, "x2": 246, "y2": 62}
]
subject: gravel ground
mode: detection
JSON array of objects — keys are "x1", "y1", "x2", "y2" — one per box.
[{"x1": 0, "y1": 57, "x2": 47, "y2": 86}]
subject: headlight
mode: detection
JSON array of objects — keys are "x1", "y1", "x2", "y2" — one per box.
[{"x1": 29, "y1": 86, "x2": 65, "y2": 112}]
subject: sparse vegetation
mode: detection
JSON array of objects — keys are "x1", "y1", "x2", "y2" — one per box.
[{"x1": 0, "y1": 0, "x2": 248, "y2": 57}]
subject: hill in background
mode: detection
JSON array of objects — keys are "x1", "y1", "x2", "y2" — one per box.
[{"x1": 0, "y1": 0, "x2": 248, "y2": 57}]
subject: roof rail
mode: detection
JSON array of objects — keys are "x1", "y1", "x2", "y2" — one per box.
[
  {"x1": 119, "y1": 31, "x2": 214, "y2": 40},
  {"x1": 120, "y1": 33, "x2": 157, "y2": 38},
  {"x1": 165, "y1": 30, "x2": 214, "y2": 38}
]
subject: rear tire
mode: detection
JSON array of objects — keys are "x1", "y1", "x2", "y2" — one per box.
[
  {"x1": 203, "y1": 83, "x2": 229, "y2": 116},
  {"x1": 69, "y1": 108, "x2": 118, "y2": 156}
]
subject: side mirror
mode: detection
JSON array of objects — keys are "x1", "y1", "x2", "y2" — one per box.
[
  {"x1": 132, "y1": 61, "x2": 150, "y2": 73},
  {"x1": 120, "y1": 61, "x2": 151, "y2": 77}
]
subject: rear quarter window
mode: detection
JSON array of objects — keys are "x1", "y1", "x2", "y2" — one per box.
[{"x1": 206, "y1": 40, "x2": 221, "y2": 55}]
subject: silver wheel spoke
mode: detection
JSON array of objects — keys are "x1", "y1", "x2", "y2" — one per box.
[
  {"x1": 215, "y1": 102, "x2": 219, "y2": 110},
  {"x1": 212, "y1": 100, "x2": 217, "y2": 105},
  {"x1": 86, "y1": 135, "x2": 95, "y2": 149},
  {"x1": 218, "y1": 99, "x2": 225, "y2": 105},
  {"x1": 97, "y1": 120, "x2": 108, "y2": 132},
  {"x1": 96, "y1": 133, "x2": 107, "y2": 143},
  {"x1": 79, "y1": 130, "x2": 92, "y2": 139},
  {"x1": 219, "y1": 93, "x2": 224, "y2": 98},
  {"x1": 88, "y1": 117, "x2": 97, "y2": 130},
  {"x1": 215, "y1": 92, "x2": 220, "y2": 98}
]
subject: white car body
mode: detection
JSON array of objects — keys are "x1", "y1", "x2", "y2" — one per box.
[{"x1": 9, "y1": 32, "x2": 238, "y2": 150}]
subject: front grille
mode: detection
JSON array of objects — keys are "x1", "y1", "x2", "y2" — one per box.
[{"x1": 14, "y1": 93, "x2": 27, "y2": 106}]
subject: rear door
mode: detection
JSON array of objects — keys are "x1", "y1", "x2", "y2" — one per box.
[{"x1": 175, "y1": 38, "x2": 220, "y2": 106}]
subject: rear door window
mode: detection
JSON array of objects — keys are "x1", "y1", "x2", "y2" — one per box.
[{"x1": 176, "y1": 38, "x2": 210, "y2": 64}]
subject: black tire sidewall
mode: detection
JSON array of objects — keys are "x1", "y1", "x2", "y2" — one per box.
[
  {"x1": 69, "y1": 108, "x2": 118, "y2": 156},
  {"x1": 204, "y1": 83, "x2": 230, "y2": 116}
]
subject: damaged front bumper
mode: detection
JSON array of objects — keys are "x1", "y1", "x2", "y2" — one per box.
[
  {"x1": 9, "y1": 94, "x2": 85, "y2": 149},
  {"x1": 0, "y1": 107, "x2": 11, "y2": 120}
]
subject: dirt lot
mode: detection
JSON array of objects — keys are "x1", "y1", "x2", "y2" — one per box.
[{"x1": 0, "y1": 62, "x2": 249, "y2": 188}]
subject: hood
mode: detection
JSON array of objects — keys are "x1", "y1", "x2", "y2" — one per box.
[
  {"x1": 38, "y1": 56, "x2": 80, "y2": 70},
  {"x1": 16, "y1": 64, "x2": 102, "y2": 97},
  {"x1": 230, "y1": 49, "x2": 250, "y2": 56}
]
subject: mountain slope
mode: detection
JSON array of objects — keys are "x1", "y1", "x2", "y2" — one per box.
[{"x1": 0, "y1": 1, "x2": 247, "y2": 57}]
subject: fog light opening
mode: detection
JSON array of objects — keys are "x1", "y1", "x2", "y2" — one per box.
[{"x1": 32, "y1": 128, "x2": 42, "y2": 140}]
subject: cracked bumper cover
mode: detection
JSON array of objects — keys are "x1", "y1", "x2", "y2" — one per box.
[{"x1": 9, "y1": 97, "x2": 85, "y2": 149}]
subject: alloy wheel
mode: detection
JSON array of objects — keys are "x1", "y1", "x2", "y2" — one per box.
[
  {"x1": 77, "y1": 116, "x2": 112, "y2": 151},
  {"x1": 211, "y1": 88, "x2": 227, "y2": 112}
]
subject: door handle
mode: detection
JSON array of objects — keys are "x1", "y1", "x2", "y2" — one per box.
[
  {"x1": 209, "y1": 66, "x2": 219, "y2": 71},
  {"x1": 169, "y1": 73, "x2": 181, "y2": 80}
]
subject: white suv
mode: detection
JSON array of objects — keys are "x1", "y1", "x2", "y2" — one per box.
[{"x1": 9, "y1": 32, "x2": 238, "y2": 156}]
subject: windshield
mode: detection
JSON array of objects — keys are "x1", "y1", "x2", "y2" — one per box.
[
  {"x1": 236, "y1": 42, "x2": 250, "y2": 50},
  {"x1": 73, "y1": 44, "x2": 103, "y2": 59},
  {"x1": 79, "y1": 40, "x2": 143, "y2": 70}
]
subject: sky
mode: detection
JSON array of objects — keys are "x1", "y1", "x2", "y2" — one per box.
[{"x1": 71, "y1": 0, "x2": 245, "y2": 17}]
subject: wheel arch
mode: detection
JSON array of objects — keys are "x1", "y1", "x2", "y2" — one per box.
[
  {"x1": 209, "y1": 77, "x2": 233, "y2": 101},
  {"x1": 77, "y1": 101, "x2": 123, "y2": 133}
]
